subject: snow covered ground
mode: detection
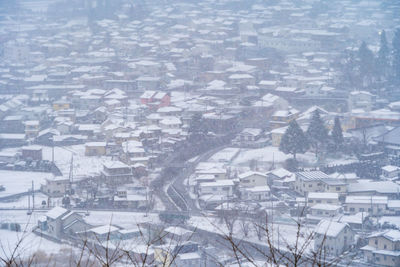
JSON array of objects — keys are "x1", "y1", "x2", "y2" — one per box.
[
  {"x1": 0, "y1": 192, "x2": 48, "y2": 209},
  {"x1": 0, "y1": 170, "x2": 53, "y2": 198},
  {"x1": 41, "y1": 145, "x2": 111, "y2": 178},
  {"x1": 0, "y1": 144, "x2": 111, "y2": 179}
]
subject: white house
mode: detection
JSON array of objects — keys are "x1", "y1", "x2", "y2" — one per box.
[
  {"x1": 344, "y1": 196, "x2": 388, "y2": 216},
  {"x1": 307, "y1": 192, "x2": 339, "y2": 207},
  {"x1": 238, "y1": 171, "x2": 268, "y2": 187},
  {"x1": 241, "y1": 186, "x2": 270, "y2": 201},
  {"x1": 314, "y1": 220, "x2": 355, "y2": 257},
  {"x1": 381, "y1": 165, "x2": 400, "y2": 179},
  {"x1": 199, "y1": 180, "x2": 234, "y2": 197}
]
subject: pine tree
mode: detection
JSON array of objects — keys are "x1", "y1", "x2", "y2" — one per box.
[
  {"x1": 377, "y1": 30, "x2": 390, "y2": 79},
  {"x1": 307, "y1": 109, "x2": 328, "y2": 158},
  {"x1": 358, "y1": 41, "x2": 375, "y2": 86},
  {"x1": 279, "y1": 120, "x2": 309, "y2": 160},
  {"x1": 331, "y1": 117, "x2": 344, "y2": 151},
  {"x1": 393, "y1": 28, "x2": 400, "y2": 85}
]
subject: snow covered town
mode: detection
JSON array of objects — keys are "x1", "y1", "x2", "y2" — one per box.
[{"x1": 0, "y1": 0, "x2": 400, "y2": 266}]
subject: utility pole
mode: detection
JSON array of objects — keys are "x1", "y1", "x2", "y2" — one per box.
[{"x1": 32, "y1": 180, "x2": 34, "y2": 211}]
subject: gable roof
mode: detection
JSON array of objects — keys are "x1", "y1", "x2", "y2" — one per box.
[
  {"x1": 46, "y1": 206, "x2": 69, "y2": 220},
  {"x1": 315, "y1": 220, "x2": 348, "y2": 237}
]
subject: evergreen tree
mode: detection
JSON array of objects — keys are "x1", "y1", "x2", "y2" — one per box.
[
  {"x1": 331, "y1": 116, "x2": 344, "y2": 151},
  {"x1": 189, "y1": 113, "x2": 207, "y2": 135},
  {"x1": 393, "y1": 28, "x2": 400, "y2": 85},
  {"x1": 279, "y1": 120, "x2": 309, "y2": 159},
  {"x1": 358, "y1": 41, "x2": 375, "y2": 86},
  {"x1": 377, "y1": 30, "x2": 390, "y2": 79},
  {"x1": 307, "y1": 109, "x2": 328, "y2": 157}
]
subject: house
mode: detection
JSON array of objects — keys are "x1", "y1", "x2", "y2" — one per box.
[
  {"x1": 307, "y1": 192, "x2": 339, "y2": 207},
  {"x1": 101, "y1": 161, "x2": 133, "y2": 185},
  {"x1": 0, "y1": 115, "x2": 25, "y2": 133},
  {"x1": 294, "y1": 171, "x2": 331, "y2": 195},
  {"x1": 85, "y1": 142, "x2": 107, "y2": 156},
  {"x1": 268, "y1": 168, "x2": 295, "y2": 190},
  {"x1": 381, "y1": 165, "x2": 400, "y2": 179},
  {"x1": 269, "y1": 108, "x2": 299, "y2": 129},
  {"x1": 25, "y1": 120, "x2": 40, "y2": 138},
  {"x1": 81, "y1": 225, "x2": 121, "y2": 241},
  {"x1": 337, "y1": 212, "x2": 369, "y2": 230},
  {"x1": 348, "y1": 91, "x2": 376, "y2": 112},
  {"x1": 374, "y1": 126, "x2": 400, "y2": 156},
  {"x1": 321, "y1": 179, "x2": 348, "y2": 195},
  {"x1": 240, "y1": 185, "x2": 270, "y2": 201},
  {"x1": 173, "y1": 252, "x2": 202, "y2": 267},
  {"x1": 361, "y1": 230, "x2": 400, "y2": 267},
  {"x1": 314, "y1": 220, "x2": 355, "y2": 257},
  {"x1": 196, "y1": 167, "x2": 227, "y2": 180},
  {"x1": 344, "y1": 196, "x2": 388, "y2": 216},
  {"x1": 113, "y1": 191, "x2": 147, "y2": 209},
  {"x1": 238, "y1": 171, "x2": 268, "y2": 187},
  {"x1": 308, "y1": 204, "x2": 342, "y2": 223},
  {"x1": 41, "y1": 176, "x2": 70, "y2": 197},
  {"x1": 140, "y1": 91, "x2": 170, "y2": 109},
  {"x1": 154, "y1": 241, "x2": 199, "y2": 267},
  {"x1": 198, "y1": 180, "x2": 234, "y2": 197},
  {"x1": 53, "y1": 99, "x2": 72, "y2": 111},
  {"x1": 39, "y1": 207, "x2": 89, "y2": 239},
  {"x1": 21, "y1": 145, "x2": 43, "y2": 161},
  {"x1": 237, "y1": 128, "x2": 263, "y2": 142}
]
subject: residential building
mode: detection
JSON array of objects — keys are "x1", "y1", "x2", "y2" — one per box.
[
  {"x1": 41, "y1": 176, "x2": 70, "y2": 197},
  {"x1": 314, "y1": 220, "x2": 355, "y2": 257},
  {"x1": 85, "y1": 142, "x2": 107, "y2": 156},
  {"x1": 361, "y1": 230, "x2": 400, "y2": 267},
  {"x1": 344, "y1": 196, "x2": 388, "y2": 216},
  {"x1": 101, "y1": 161, "x2": 133, "y2": 185},
  {"x1": 307, "y1": 192, "x2": 339, "y2": 207},
  {"x1": 238, "y1": 171, "x2": 268, "y2": 187},
  {"x1": 198, "y1": 180, "x2": 234, "y2": 197},
  {"x1": 294, "y1": 171, "x2": 331, "y2": 195}
]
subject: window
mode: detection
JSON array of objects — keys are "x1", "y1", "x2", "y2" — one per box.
[
  {"x1": 375, "y1": 240, "x2": 378, "y2": 245},
  {"x1": 309, "y1": 184, "x2": 313, "y2": 188},
  {"x1": 336, "y1": 187, "x2": 341, "y2": 191},
  {"x1": 360, "y1": 208, "x2": 365, "y2": 212},
  {"x1": 350, "y1": 207, "x2": 355, "y2": 212},
  {"x1": 316, "y1": 200, "x2": 322, "y2": 203},
  {"x1": 384, "y1": 244, "x2": 387, "y2": 249},
  {"x1": 309, "y1": 200, "x2": 313, "y2": 203}
]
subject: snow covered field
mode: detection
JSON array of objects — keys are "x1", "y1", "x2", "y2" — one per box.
[{"x1": 0, "y1": 170, "x2": 52, "y2": 198}]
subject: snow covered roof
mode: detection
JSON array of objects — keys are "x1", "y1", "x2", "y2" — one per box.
[
  {"x1": 89, "y1": 225, "x2": 120, "y2": 235},
  {"x1": 368, "y1": 229, "x2": 400, "y2": 242},
  {"x1": 269, "y1": 168, "x2": 292, "y2": 178},
  {"x1": 46, "y1": 206, "x2": 68, "y2": 220},
  {"x1": 238, "y1": 171, "x2": 267, "y2": 179},
  {"x1": 103, "y1": 161, "x2": 129, "y2": 169},
  {"x1": 308, "y1": 192, "x2": 338, "y2": 199},
  {"x1": 200, "y1": 180, "x2": 234, "y2": 187},
  {"x1": 241, "y1": 128, "x2": 262, "y2": 136},
  {"x1": 345, "y1": 196, "x2": 388, "y2": 205},
  {"x1": 164, "y1": 226, "x2": 192, "y2": 237},
  {"x1": 347, "y1": 181, "x2": 400, "y2": 194},
  {"x1": 382, "y1": 165, "x2": 400, "y2": 173},
  {"x1": 315, "y1": 220, "x2": 348, "y2": 237}
]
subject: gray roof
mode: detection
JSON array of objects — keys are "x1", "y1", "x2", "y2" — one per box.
[
  {"x1": 374, "y1": 126, "x2": 400, "y2": 146},
  {"x1": 297, "y1": 171, "x2": 331, "y2": 181}
]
